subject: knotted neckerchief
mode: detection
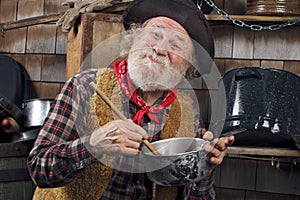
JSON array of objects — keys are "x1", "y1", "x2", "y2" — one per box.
[{"x1": 113, "y1": 58, "x2": 177, "y2": 125}]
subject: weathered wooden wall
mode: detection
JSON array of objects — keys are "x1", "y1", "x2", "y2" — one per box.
[
  {"x1": 0, "y1": 0, "x2": 67, "y2": 99},
  {"x1": 215, "y1": 156, "x2": 300, "y2": 199}
]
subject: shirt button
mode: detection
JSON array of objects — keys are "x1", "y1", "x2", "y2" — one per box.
[
  {"x1": 136, "y1": 180, "x2": 141, "y2": 184},
  {"x1": 80, "y1": 161, "x2": 85, "y2": 168},
  {"x1": 76, "y1": 161, "x2": 85, "y2": 169}
]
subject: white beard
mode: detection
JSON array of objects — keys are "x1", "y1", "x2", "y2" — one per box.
[{"x1": 127, "y1": 48, "x2": 184, "y2": 92}]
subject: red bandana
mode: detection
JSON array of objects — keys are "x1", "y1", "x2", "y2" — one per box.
[{"x1": 113, "y1": 58, "x2": 177, "y2": 125}]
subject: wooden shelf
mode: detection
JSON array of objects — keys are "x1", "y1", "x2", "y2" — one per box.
[
  {"x1": 227, "y1": 146, "x2": 300, "y2": 157},
  {"x1": 205, "y1": 14, "x2": 299, "y2": 22},
  {"x1": 1, "y1": 12, "x2": 298, "y2": 32},
  {"x1": 0, "y1": 13, "x2": 62, "y2": 31}
]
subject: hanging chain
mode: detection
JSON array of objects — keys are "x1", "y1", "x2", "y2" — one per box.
[{"x1": 197, "y1": 0, "x2": 300, "y2": 31}]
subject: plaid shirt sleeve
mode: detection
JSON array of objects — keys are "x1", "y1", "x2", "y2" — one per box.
[{"x1": 27, "y1": 69, "x2": 98, "y2": 188}]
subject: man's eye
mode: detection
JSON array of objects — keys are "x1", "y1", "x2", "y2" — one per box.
[
  {"x1": 172, "y1": 43, "x2": 182, "y2": 51},
  {"x1": 151, "y1": 31, "x2": 160, "y2": 39},
  {"x1": 173, "y1": 44, "x2": 180, "y2": 49}
]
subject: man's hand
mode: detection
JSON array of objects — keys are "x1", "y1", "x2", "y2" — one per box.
[
  {"x1": 89, "y1": 120, "x2": 148, "y2": 155},
  {"x1": 203, "y1": 131, "x2": 235, "y2": 166}
]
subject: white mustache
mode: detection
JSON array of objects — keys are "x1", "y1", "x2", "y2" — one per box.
[{"x1": 133, "y1": 48, "x2": 170, "y2": 67}]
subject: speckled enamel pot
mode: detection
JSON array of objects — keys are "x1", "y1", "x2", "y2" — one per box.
[{"x1": 218, "y1": 67, "x2": 300, "y2": 147}]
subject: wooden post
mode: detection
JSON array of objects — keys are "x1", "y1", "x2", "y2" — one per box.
[{"x1": 65, "y1": 13, "x2": 124, "y2": 80}]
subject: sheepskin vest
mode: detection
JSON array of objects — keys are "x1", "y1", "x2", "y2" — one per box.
[{"x1": 33, "y1": 68, "x2": 195, "y2": 200}]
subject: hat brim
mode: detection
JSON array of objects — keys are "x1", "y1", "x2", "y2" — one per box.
[{"x1": 123, "y1": 0, "x2": 215, "y2": 75}]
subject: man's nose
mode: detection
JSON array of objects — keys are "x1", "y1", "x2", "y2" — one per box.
[{"x1": 153, "y1": 41, "x2": 168, "y2": 56}]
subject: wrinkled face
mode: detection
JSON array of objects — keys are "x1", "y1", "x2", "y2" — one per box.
[{"x1": 127, "y1": 17, "x2": 194, "y2": 92}]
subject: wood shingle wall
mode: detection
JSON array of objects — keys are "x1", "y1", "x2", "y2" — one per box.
[{"x1": 0, "y1": 0, "x2": 67, "y2": 99}]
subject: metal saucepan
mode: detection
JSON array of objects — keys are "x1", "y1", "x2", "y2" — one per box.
[
  {"x1": 21, "y1": 98, "x2": 54, "y2": 129},
  {"x1": 142, "y1": 137, "x2": 210, "y2": 186}
]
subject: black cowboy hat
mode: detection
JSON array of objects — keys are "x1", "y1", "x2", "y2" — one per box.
[{"x1": 123, "y1": 0, "x2": 215, "y2": 75}]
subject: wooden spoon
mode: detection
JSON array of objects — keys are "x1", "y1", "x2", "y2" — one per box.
[{"x1": 90, "y1": 82, "x2": 161, "y2": 155}]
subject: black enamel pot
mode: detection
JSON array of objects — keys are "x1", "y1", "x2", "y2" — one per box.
[{"x1": 216, "y1": 67, "x2": 300, "y2": 148}]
